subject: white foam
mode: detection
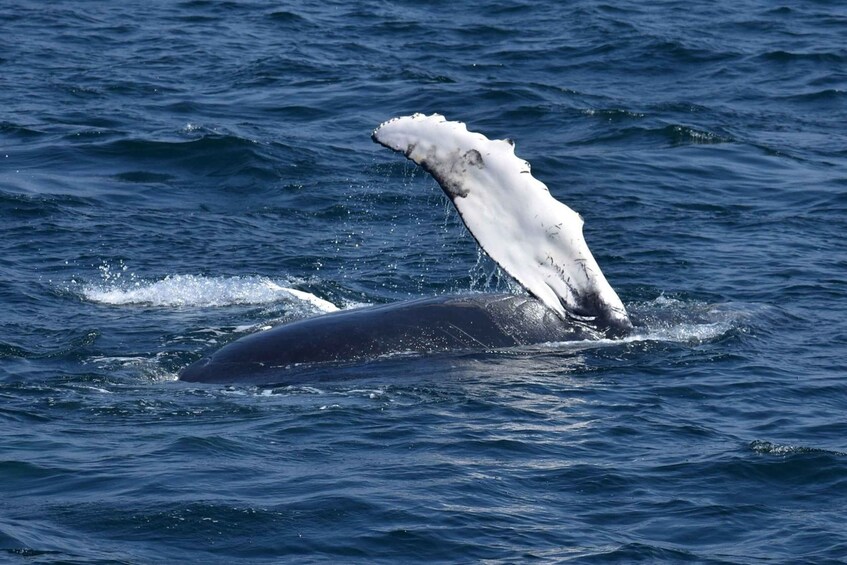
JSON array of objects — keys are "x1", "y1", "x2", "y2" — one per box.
[
  {"x1": 531, "y1": 295, "x2": 750, "y2": 351},
  {"x1": 81, "y1": 274, "x2": 338, "y2": 312},
  {"x1": 627, "y1": 296, "x2": 755, "y2": 344},
  {"x1": 635, "y1": 320, "x2": 732, "y2": 344}
]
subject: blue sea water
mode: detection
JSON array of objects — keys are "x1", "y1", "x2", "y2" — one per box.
[{"x1": 2, "y1": 0, "x2": 846, "y2": 562}]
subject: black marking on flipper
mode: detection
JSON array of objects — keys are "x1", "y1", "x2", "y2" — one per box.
[{"x1": 464, "y1": 149, "x2": 484, "y2": 168}]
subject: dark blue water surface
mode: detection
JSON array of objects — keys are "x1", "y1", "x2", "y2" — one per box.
[{"x1": 2, "y1": 1, "x2": 847, "y2": 562}]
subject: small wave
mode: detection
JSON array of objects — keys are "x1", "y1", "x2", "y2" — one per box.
[
  {"x1": 781, "y1": 89, "x2": 846, "y2": 103},
  {"x1": 580, "y1": 123, "x2": 733, "y2": 148},
  {"x1": 80, "y1": 274, "x2": 338, "y2": 312},
  {"x1": 750, "y1": 440, "x2": 847, "y2": 457},
  {"x1": 267, "y1": 10, "x2": 310, "y2": 25},
  {"x1": 86, "y1": 132, "x2": 281, "y2": 182},
  {"x1": 0, "y1": 121, "x2": 45, "y2": 139},
  {"x1": 581, "y1": 108, "x2": 646, "y2": 121},
  {"x1": 758, "y1": 50, "x2": 846, "y2": 64},
  {"x1": 659, "y1": 124, "x2": 733, "y2": 146},
  {"x1": 626, "y1": 295, "x2": 757, "y2": 345},
  {"x1": 632, "y1": 319, "x2": 733, "y2": 344},
  {"x1": 111, "y1": 171, "x2": 174, "y2": 183}
]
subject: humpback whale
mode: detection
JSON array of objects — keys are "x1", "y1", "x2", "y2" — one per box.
[{"x1": 180, "y1": 114, "x2": 632, "y2": 385}]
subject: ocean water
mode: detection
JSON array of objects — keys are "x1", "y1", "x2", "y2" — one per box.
[{"x1": 2, "y1": 0, "x2": 846, "y2": 562}]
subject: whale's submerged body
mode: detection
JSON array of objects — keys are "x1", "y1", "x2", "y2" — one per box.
[
  {"x1": 180, "y1": 294, "x2": 605, "y2": 385},
  {"x1": 180, "y1": 114, "x2": 632, "y2": 385}
]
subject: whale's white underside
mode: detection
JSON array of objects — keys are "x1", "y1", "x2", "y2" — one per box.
[{"x1": 372, "y1": 113, "x2": 629, "y2": 329}]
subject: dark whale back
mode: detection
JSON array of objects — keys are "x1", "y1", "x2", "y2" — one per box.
[{"x1": 180, "y1": 293, "x2": 598, "y2": 385}]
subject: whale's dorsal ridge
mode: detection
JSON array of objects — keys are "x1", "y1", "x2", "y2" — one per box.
[{"x1": 373, "y1": 113, "x2": 631, "y2": 333}]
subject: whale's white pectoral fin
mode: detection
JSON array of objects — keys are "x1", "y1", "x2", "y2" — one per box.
[{"x1": 372, "y1": 113, "x2": 631, "y2": 332}]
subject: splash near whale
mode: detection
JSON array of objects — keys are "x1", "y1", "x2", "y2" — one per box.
[{"x1": 180, "y1": 114, "x2": 631, "y2": 385}]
